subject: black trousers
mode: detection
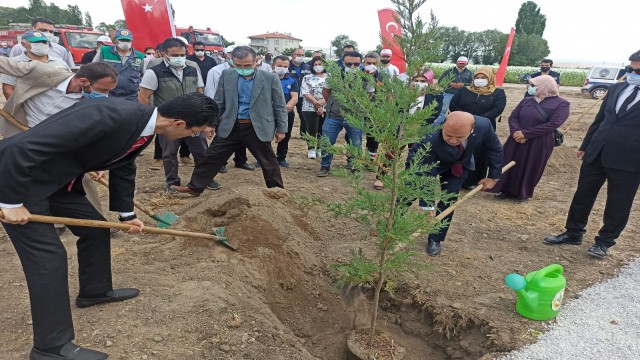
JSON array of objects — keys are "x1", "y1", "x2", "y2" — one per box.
[
  {"x1": 429, "y1": 169, "x2": 468, "y2": 243},
  {"x1": 276, "y1": 111, "x2": 295, "y2": 160},
  {"x1": 154, "y1": 135, "x2": 191, "y2": 160},
  {"x1": 366, "y1": 134, "x2": 379, "y2": 154},
  {"x1": 296, "y1": 101, "x2": 307, "y2": 135},
  {"x1": 565, "y1": 154, "x2": 640, "y2": 247},
  {"x1": 188, "y1": 122, "x2": 284, "y2": 191},
  {"x1": 232, "y1": 145, "x2": 248, "y2": 166},
  {"x1": 303, "y1": 111, "x2": 324, "y2": 149},
  {"x1": 1, "y1": 189, "x2": 112, "y2": 349}
]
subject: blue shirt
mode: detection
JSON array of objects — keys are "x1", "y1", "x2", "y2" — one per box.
[
  {"x1": 279, "y1": 75, "x2": 299, "y2": 103},
  {"x1": 237, "y1": 75, "x2": 254, "y2": 119}
]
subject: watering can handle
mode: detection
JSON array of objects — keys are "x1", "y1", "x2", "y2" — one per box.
[{"x1": 531, "y1": 264, "x2": 563, "y2": 284}]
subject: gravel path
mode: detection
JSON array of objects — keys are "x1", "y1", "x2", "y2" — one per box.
[{"x1": 501, "y1": 260, "x2": 640, "y2": 360}]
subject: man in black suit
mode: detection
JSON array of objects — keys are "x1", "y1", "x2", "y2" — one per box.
[
  {"x1": 0, "y1": 93, "x2": 218, "y2": 360},
  {"x1": 544, "y1": 50, "x2": 640, "y2": 259},
  {"x1": 407, "y1": 111, "x2": 503, "y2": 256}
]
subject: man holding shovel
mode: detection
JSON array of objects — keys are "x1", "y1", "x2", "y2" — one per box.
[
  {"x1": 0, "y1": 93, "x2": 218, "y2": 360},
  {"x1": 407, "y1": 112, "x2": 503, "y2": 256}
]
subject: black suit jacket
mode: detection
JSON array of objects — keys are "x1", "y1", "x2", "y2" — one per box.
[
  {"x1": 581, "y1": 82, "x2": 640, "y2": 173},
  {"x1": 0, "y1": 98, "x2": 156, "y2": 212},
  {"x1": 408, "y1": 116, "x2": 503, "y2": 179}
]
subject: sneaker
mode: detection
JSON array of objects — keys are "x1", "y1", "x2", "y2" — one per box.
[
  {"x1": 206, "y1": 180, "x2": 222, "y2": 190},
  {"x1": 150, "y1": 159, "x2": 162, "y2": 170},
  {"x1": 165, "y1": 185, "x2": 177, "y2": 194},
  {"x1": 278, "y1": 159, "x2": 290, "y2": 168},
  {"x1": 219, "y1": 165, "x2": 228, "y2": 173},
  {"x1": 308, "y1": 149, "x2": 317, "y2": 159},
  {"x1": 180, "y1": 157, "x2": 195, "y2": 166},
  {"x1": 317, "y1": 166, "x2": 330, "y2": 177}
]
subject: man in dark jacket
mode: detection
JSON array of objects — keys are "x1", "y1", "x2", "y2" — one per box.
[
  {"x1": 0, "y1": 93, "x2": 218, "y2": 360},
  {"x1": 407, "y1": 111, "x2": 503, "y2": 256},
  {"x1": 544, "y1": 50, "x2": 640, "y2": 259},
  {"x1": 435, "y1": 56, "x2": 473, "y2": 124}
]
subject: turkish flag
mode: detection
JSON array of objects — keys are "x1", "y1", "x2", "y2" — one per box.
[
  {"x1": 120, "y1": 0, "x2": 175, "y2": 51},
  {"x1": 495, "y1": 27, "x2": 515, "y2": 87},
  {"x1": 377, "y1": 8, "x2": 406, "y2": 74}
]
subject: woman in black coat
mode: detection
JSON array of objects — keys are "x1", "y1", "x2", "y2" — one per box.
[{"x1": 449, "y1": 66, "x2": 506, "y2": 188}]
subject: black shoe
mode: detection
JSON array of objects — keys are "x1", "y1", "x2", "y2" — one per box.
[
  {"x1": 514, "y1": 196, "x2": 529, "y2": 202},
  {"x1": 587, "y1": 244, "x2": 608, "y2": 259},
  {"x1": 219, "y1": 165, "x2": 228, "y2": 173},
  {"x1": 317, "y1": 166, "x2": 330, "y2": 177},
  {"x1": 235, "y1": 163, "x2": 255, "y2": 171},
  {"x1": 206, "y1": 180, "x2": 221, "y2": 190},
  {"x1": 278, "y1": 159, "x2": 290, "y2": 168},
  {"x1": 463, "y1": 185, "x2": 476, "y2": 190},
  {"x1": 255, "y1": 162, "x2": 262, "y2": 169},
  {"x1": 76, "y1": 288, "x2": 140, "y2": 308},
  {"x1": 543, "y1": 231, "x2": 583, "y2": 245},
  {"x1": 426, "y1": 240, "x2": 441, "y2": 256},
  {"x1": 493, "y1": 193, "x2": 509, "y2": 200},
  {"x1": 30, "y1": 342, "x2": 109, "y2": 360}
]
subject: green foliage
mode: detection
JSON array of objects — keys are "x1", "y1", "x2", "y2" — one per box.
[
  {"x1": 304, "y1": 50, "x2": 313, "y2": 57},
  {"x1": 95, "y1": 20, "x2": 126, "y2": 35},
  {"x1": 222, "y1": 38, "x2": 235, "y2": 48},
  {"x1": 390, "y1": 0, "x2": 441, "y2": 64},
  {"x1": 281, "y1": 47, "x2": 296, "y2": 56},
  {"x1": 83, "y1": 11, "x2": 92, "y2": 28},
  {"x1": 330, "y1": 34, "x2": 358, "y2": 57},
  {"x1": 436, "y1": 27, "x2": 508, "y2": 64},
  {"x1": 510, "y1": 33, "x2": 550, "y2": 66},
  {"x1": 0, "y1": 1, "x2": 87, "y2": 26},
  {"x1": 515, "y1": 1, "x2": 547, "y2": 37}
]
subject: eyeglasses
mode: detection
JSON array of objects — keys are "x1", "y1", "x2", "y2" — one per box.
[
  {"x1": 191, "y1": 129, "x2": 202, "y2": 137},
  {"x1": 625, "y1": 65, "x2": 640, "y2": 75},
  {"x1": 343, "y1": 62, "x2": 360, "y2": 68}
]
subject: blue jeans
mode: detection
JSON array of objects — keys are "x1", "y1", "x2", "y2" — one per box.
[
  {"x1": 320, "y1": 116, "x2": 363, "y2": 168},
  {"x1": 435, "y1": 92, "x2": 455, "y2": 125}
]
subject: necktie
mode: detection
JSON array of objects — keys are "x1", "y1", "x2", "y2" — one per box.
[
  {"x1": 451, "y1": 143, "x2": 465, "y2": 177},
  {"x1": 619, "y1": 86, "x2": 640, "y2": 116}
]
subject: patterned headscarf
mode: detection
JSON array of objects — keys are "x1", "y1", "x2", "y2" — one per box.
[
  {"x1": 468, "y1": 66, "x2": 497, "y2": 95},
  {"x1": 530, "y1": 74, "x2": 559, "y2": 102}
]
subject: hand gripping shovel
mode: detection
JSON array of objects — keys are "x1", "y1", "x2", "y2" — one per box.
[
  {"x1": 0, "y1": 211, "x2": 237, "y2": 251},
  {"x1": 89, "y1": 172, "x2": 178, "y2": 229}
]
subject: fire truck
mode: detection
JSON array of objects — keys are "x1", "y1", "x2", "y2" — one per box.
[
  {"x1": 175, "y1": 26, "x2": 225, "y2": 55},
  {"x1": 0, "y1": 23, "x2": 102, "y2": 65}
]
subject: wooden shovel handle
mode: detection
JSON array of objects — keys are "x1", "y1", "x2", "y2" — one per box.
[
  {"x1": 88, "y1": 172, "x2": 156, "y2": 218},
  {"x1": 0, "y1": 211, "x2": 219, "y2": 241},
  {"x1": 0, "y1": 109, "x2": 29, "y2": 132},
  {"x1": 434, "y1": 161, "x2": 516, "y2": 221}
]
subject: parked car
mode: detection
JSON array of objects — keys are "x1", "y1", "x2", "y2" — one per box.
[{"x1": 581, "y1": 65, "x2": 626, "y2": 99}]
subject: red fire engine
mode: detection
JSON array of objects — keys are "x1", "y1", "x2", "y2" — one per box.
[{"x1": 175, "y1": 26, "x2": 225, "y2": 55}]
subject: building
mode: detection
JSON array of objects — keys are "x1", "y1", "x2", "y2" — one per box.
[{"x1": 247, "y1": 32, "x2": 302, "y2": 54}]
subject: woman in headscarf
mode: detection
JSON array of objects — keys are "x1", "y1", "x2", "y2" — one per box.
[
  {"x1": 449, "y1": 66, "x2": 507, "y2": 188},
  {"x1": 491, "y1": 75, "x2": 570, "y2": 201}
]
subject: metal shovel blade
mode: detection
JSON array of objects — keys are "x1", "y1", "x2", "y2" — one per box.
[
  {"x1": 153, "y1": 211, "x2": 179, "y2": 229},
  {"x1": 213, "y1": 227, "x2": 237, "y2": 251}
]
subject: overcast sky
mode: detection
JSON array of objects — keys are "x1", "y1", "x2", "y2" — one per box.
[{"x1": 13, "y1": 0, "x2": 633, "y2": 66}]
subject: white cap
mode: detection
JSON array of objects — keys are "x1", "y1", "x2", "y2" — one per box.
[
  {"x1": 97, "y1": 35, "x2": 114, "y2": 45},
  {"x1": 380, "y1": 49, "x2": 392, "y2": 56},
  {"x1": 457, "y1": 56, "x2": 469, "y2": 63},
  {"x1": 224, "y1": 45, "x2": 237, "y2": 54},
  {"x1": 176, "y1": 36, "x2": 189, "y2": 46}
]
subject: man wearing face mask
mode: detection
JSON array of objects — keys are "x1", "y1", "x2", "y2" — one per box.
[
  {"x1": 2, "y1": 31, "x2": 70, "y2": 100},
  {"x1": 379, "y1": 49, "x2": 400, "y2": 78},
  {"x1": 288, "y1": 48, "x2": 311, "y2": 136},
  {"x1": 255, "y1": 54, "x2": 273, "y2": 73},
  {"x1": 0, "y1": 42, "x2": 10, "y2": 57},
  {"x1": 187, "y1": 41, "x2": 218, "y2": 86},
  {"x1": 532, "y1": 59, "x2": 561, "y2": 85},
  {"x1": 9, "y1": 17, "x2": 75, "y2": 69},
  {"x1": 435, "y1": 56, "x2": 474, "y2": 124},
  {"x1": 544, "y1": 50, "x2": 640, "y2": 259},
  {"x1": 138, "y1": 37, "x2": 218, "y2": 193},
  {"x1": 81, "y1": 36, "x2": 114, "y2": 65},
  {"x1": 362, "y1": 53, "x2": 384, "y2": 158},
  {"x1": 93, "y1": 29, "x2": 145, "y2": 101},
  {"x1": 267, "y1": 55, "x2": 298, "y2": 168}
]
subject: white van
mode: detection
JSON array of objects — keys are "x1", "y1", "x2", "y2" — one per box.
[{"x1": 581, "y1": 66, "x2": 626, "y2": 99}]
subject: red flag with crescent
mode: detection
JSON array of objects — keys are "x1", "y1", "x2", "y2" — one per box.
[
  {"x1": 495, "y1": 27, "x2": 515, "y2": 87},
  {"x1": 377, "y1": 8, "x2": 406, "y2": 73},
  {"x1": 120, "y1": 0, "x2": 175, "y2": 51}
]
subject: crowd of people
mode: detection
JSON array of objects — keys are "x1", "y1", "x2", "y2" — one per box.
[{"x1": 1, "y1": 17, "x2": 640, "y2": 360}]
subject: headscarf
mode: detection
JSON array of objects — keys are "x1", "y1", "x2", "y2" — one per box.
[
  {"x1": 468, "y1": 66, "x2": 496, "y2": 95},
  {"x1": 530, "y1": 74, "x2": 559, "y2": 102}
]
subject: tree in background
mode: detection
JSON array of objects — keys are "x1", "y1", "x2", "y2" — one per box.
[
  {"x1": 330, "y1": 34, "x2": 358, "y2": 58},
  {"x1": 281, "y1": 47, "x2": 296, "y2": 56},
  {"x1": 222, "y1": 38, "x2": 235, "y2": 48},
  {"x1": 95, "y1": 19, "x2": 126, "y2": 35},
  {"x1": 304, "y1": 49, "x2": 313, "y2": 57},
  {"x1": 515, "y1": 1, "x2": 547, "y2": 37},
  {"x1": 474, "y1": 29, "x2": 509, "y2": 65},
  {"x1": 0, "y1": 0, "x2": 87, "y2": 26},
  {"x1": 83, "y1": 11, "x2": 92, "y2": 28}
]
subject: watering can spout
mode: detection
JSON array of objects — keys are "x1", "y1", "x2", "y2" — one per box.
[{"x1": 505, "y1": 273, "x2": 537, "y2": 308}]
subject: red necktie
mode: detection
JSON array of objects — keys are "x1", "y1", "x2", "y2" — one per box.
[
  {"x1": 451, "y1": 143, "x2": 465, "y2": 177},
  {"x1": 67, "y1": 135, "x2": 153, "y2": 192}
]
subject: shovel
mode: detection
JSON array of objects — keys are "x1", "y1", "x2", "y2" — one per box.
[
  {"x1": 0, "y1": 211, "x2": 237, "y2": 251},
  {"x1": 89, "y1": 172, "x2": 178, "y2": 229}
]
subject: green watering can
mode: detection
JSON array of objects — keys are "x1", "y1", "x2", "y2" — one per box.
[{"x1": 505, "y1": 264, "x2": 566, "y2": 321}]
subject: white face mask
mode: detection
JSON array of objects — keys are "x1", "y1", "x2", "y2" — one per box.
[
  {"x1": 274, "y1": 66, "x2": 288, "y2": 75},
  {"x1": 28, "y1": 42, "x2": 49, "y2": 56},
  {"x1": 473, "y1": 78, "x2": 489, "y2": 87},
  {"x1": 167, "y1": 56, "x2": 186, "y2": 68},
  {"x1": 313, "y1": 65, "x2": 325, "y2": 73},
  {"x1": 117, "y1": 41, "x2": 132, "y2": 51},
  {"x1": 44, "y1": 32, "x2": 58, "y2": 44},
  {"x1": 413, "y1": 82, "x2": 428, "y2": 89},
  {"x1": 195, "y1": 50, "x2": 205, "y2": 57},
  {"x1": 293, "y1": 56, "x2": 304, "y2": 64},
  {"x1": 364, "y1": 64, "x2": 378, "y2": 73}
]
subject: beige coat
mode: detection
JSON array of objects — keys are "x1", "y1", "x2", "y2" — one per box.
[{"x1": 0, "y1": 56, "x2": 71, "y2": 138}]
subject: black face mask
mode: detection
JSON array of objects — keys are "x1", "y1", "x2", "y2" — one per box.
[
  {"x1": 381, "y1": 59, "x2": 391, "y2": 65},
  {"x1": 540, "y1": 67, "x2": 550, "y2": 72}
]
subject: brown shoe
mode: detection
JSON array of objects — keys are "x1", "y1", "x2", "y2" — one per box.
[{"x1": 150, "y1": 159, "x2": 162, "y2": 170}]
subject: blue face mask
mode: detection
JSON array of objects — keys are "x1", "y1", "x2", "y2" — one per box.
[
  {"x1": 627, "y1": 73, "x2": 640, "y2": 86},
  {"x1": 81, "y1": 84, "x2": 108, "y2": 99},
  {"x1": 235, "y1": 67, "x2": 255, "y2": 77},
  {"x1": 527, "y1": 86, "x2": 537, "y2": 96}
]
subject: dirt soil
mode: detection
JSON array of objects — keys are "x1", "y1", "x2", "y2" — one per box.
[{"x1": 1, "y1": 83, "x2": 639, "y2": 359}]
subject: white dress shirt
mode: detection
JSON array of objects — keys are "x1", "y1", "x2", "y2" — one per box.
[
  {"x1": 615, "y1": 83, "x2": 640, "y2": 113},
  {"x1": 204, "y1": 62, "x2": 231, "y2": 99}
]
